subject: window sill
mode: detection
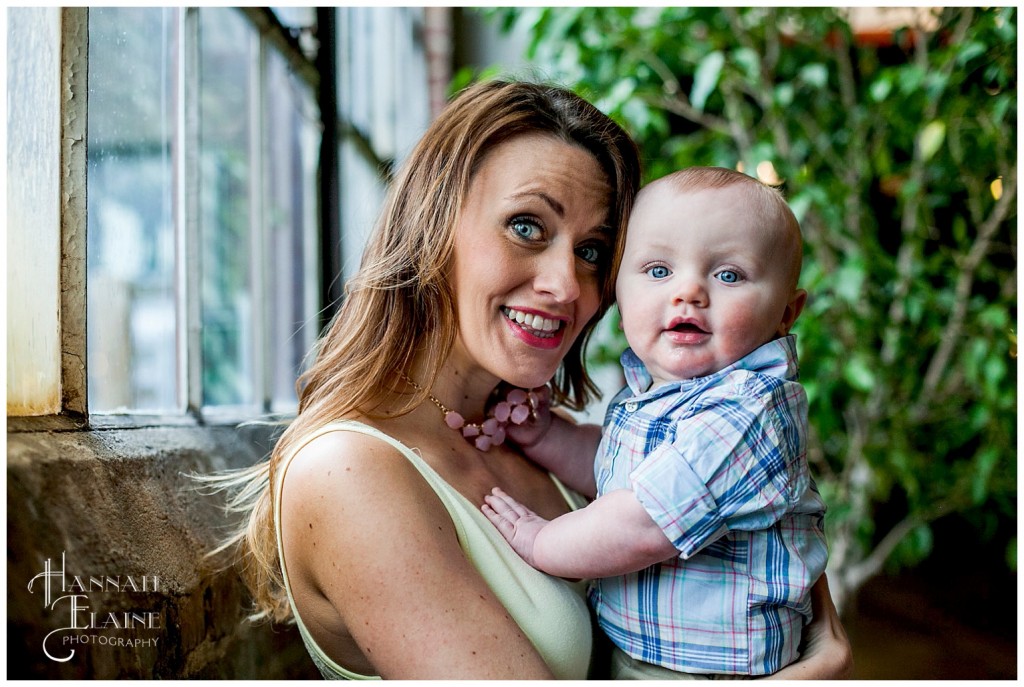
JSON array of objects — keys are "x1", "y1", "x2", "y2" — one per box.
[{"x1": 8, "y1": 408, "x2": 296, "y2": 433}]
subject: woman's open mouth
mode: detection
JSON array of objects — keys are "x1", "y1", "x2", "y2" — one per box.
[{"x1": 502, "y1": 306, "x2": 566, "y2": 347}]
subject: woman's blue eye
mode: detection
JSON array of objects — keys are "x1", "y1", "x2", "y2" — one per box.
[
  {"x1": 646, "y1": 265, "x2": 671, "y2": 279},
  {"x1": 511, "y1": 218, "x2": 541, "y2": 240},
  {"x1": 716, "y1": 270, "x2": 740, "y2": 283},
  {"x1": 576, "y1": 245, "x2": 603, "y2": 265}
]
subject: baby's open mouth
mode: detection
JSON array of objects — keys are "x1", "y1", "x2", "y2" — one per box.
[
  {"x1": 502, "y1": 307, "x2": 563, "y2": 339},
  {"x1": 671, "y1": 322, "x2": 708, "y2": 334}
]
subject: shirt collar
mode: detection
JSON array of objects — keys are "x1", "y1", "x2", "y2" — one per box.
[{"x1": 620, "y1": 335, "x2": 800, "y2": 399}]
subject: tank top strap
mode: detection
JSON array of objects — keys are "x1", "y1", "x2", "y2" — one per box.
[{"x1": 273, "y1": 420, "x2": 390, "y2": 680}]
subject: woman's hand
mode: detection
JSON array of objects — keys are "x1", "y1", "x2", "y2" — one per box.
[{"x1": 767, "y1": 574, "x2": 853, "y2": 679}]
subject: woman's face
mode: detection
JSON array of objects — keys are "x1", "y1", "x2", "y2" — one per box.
[{"x1": 450, "y1": 133, "x2": 613, "y2": 390}]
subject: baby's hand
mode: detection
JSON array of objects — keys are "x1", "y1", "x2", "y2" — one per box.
[
  {"x1": 481, "y1": 487, "x2": 549, "y2": 568},
  {"x1": 503, "y1": 385, "x2": 552, "y2": 451}
]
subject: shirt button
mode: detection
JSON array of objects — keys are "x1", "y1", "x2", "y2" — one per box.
[{"x1": 624, "y1": 401, "x2": 639, "y2": 412}]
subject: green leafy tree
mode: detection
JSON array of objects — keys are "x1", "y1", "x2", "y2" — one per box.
[{"x1": 472, "y1": 6, "x2": 1017, "y2": 610}]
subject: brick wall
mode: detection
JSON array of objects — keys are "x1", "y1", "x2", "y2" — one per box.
[{"x1": 7, "y1": 424, "x2": 319, "y2": 679}]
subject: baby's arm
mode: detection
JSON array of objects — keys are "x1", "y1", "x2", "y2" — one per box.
[
  {"x1": 504, "y1": 387, "x2": 600, "y2": 498},
  {"x1": 482, "y1": 487, "x2": 677, "y2": 579}
]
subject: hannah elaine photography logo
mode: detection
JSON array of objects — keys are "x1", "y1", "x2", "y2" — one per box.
[{"x1": 27, "y1": 552, "x2": 163, "y2": 662}]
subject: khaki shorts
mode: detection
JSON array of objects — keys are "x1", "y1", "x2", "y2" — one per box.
[{"x1": 610, "y1": 646, "x2": 746, "y2": 681}]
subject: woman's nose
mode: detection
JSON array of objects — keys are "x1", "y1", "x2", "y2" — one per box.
[{"x1": 535, "y1": 248, "x2": 581, "y2": 303}]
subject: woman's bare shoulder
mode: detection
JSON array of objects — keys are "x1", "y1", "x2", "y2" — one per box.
[
  {"x1": 279, "y1": 426, "x2": 440, "y2": 519},
  {"x1": 277, "y1": 426, "x2": 555, "y2": 678}
]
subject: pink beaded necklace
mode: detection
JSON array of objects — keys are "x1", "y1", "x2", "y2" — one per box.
[{"x1": 401, "y1": 374, "x2": 537, "y2": 452}]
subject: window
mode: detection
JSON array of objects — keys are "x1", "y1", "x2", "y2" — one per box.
[
  {"x1": 86, "y1": 7, "x2": 321, "y2": 417},
  {"x1": 8, "y1": 7, "x2": 436, "y2": 424},
  {"x1": 335, "y1": 7, "x2": 432, "y2": 280}
]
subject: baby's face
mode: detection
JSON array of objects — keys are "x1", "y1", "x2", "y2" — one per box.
[{"x1": 615, "y1": 183, "x2": 805, "y2": 387}]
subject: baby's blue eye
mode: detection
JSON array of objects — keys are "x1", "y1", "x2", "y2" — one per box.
[
  {"x1": 716, "y1": 270, "x2": 740, "y2": 283},
  {"x1": 647, "y1": 265, "x2": 671, "y2": 279}
]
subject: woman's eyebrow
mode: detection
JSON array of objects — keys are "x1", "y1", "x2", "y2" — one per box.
[
  {"x1": 508, "y1": 191, "x2": 566, "y2": 217},
  {"x1": 508, "y1": 190, "x2": 612, "y2": 237}
]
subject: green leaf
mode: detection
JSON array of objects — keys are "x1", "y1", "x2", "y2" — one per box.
[
  {"x1": 631, "y1": 7, "x2": 661, "y2": 29},
  {"x1": 971, "y1": 447, "x2": 1000, "y2": 504},
  {"x1": 787, "y1": 193, "x2": 811, "y2": 223},
  {"x1": 918, "y1": 120, "x2": 946, "y2": 161},
  {"x1": 843, "y1": 354, "x2": 875, "y2": 392},
  {"x1": 897, "y1": 65, "x2": 927, "y2": 94},
  {"x1": 869, "y1": 76, "x2": 893, "y2": 102},
  {"x1": 956, "y1": 40, "x2": 987, "y2": 66},
  {"x1": 603, "y1": 77, "x2": 636, "y2": 109},
  {"x1": 907, "y1": 524, "x2": 934, "y2": 561},
  {"x1": 952, "y1": 215, "x2": 968, "y2": 244},
  {"x1": 775, "y1": 82, "x2": 794, "y2": 107},
  {"x1": 833, "y1": 261, "x2": 866, "y2": 304},
  {"x1": 731, "y1": 47, "x2": 759, "y2": 82},
  {"x1": 983, "y1": 355, "x2": 1008, "y2": 394},
  {"x1": 993, "y1": 93, "x2": 1012, "y2": 122},
  {"x1": 924, "y1": 71, "x2": 950, "y2": 102},
  {"x1": 690, "y1": 50, "x2": 724, "y2": 112},
  {"x1": 978, "y1": 305, "x2": 1009, "y2": 330},
  {"x1": 799, "y1": 63, "x2": 829, "y2": 89}
]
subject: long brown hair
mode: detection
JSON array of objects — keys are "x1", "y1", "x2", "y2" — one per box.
[{"x1": 211, "y1": 79, "x2": 641, "y2": 622}]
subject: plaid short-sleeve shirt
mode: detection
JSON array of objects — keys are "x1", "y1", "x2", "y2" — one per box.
[{"x1": 589, "y1": 335, "x2": 828, "y2": 676}]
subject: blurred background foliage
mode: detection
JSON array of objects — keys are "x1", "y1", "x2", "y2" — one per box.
[{"x1": 460, "y1": 6, "x2": 1016, "y2": 612}]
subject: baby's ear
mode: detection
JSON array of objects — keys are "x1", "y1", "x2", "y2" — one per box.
[{"x1": 777, "y1": 289, "x2": 808, "y2": 336}]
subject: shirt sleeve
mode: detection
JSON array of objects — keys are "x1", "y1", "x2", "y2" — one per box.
[{"x1": 629, "y1": 389, "x2": 807, "y2": 559}]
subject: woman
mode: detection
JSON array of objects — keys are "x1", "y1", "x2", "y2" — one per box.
[{"x1": 214, "y1": 80, "x2": 852, "y2": 679}]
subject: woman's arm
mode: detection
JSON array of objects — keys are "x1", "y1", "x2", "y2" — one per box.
[
  {"x1": 281, "y1": 433, "x2": 555, "y2": 679},
  {"x1": 483, "y1": 487, "x2": 677, "y2": 579},
  {"x1": 766, "y1": 574, "x2": 854, "y2": 679}
]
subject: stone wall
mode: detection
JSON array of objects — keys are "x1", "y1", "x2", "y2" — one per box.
[{"x1": 7, "y1": 423, "x2": 320, "y2": 679}]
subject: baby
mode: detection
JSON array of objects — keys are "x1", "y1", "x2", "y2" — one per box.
[{"x1": 483, "y1": 167, "x2": 828, "y2": 678}]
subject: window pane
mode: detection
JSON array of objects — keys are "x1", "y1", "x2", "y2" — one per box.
[
  {"x1": 265, "y1": 50, "x2": 321, "y2": 411},
  {"x1": 199, "y1": 8, "x2": 255, "y2": 407},
  {"x1": 271, "y1": 7, "x2": 315, "y2": 32},
  {"x1": 7, "y1": 7, "x2": 62, "y2": 416},
  {"x1": 87, "y1": 7, "x2": 178, "y2": 412}
]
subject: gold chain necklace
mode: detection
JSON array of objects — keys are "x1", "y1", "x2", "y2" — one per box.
[{"x1": 401, "y1": 373, "x2": 536, "y2": 451}]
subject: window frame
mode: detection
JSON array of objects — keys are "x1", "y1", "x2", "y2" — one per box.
[
  {"x1": 7, "y1": 7, "x2": 425, "y2": 432},
  {"x1": 88, "y1": 7, "x2": 325, "y2": 427},
  {"x1": 7, "y1": 8, "x2": 88, "y2": 432}
]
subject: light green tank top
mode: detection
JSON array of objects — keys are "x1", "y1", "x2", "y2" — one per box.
[{"x1": 274, "y1": 420, "x2": 593, "y2": 680}]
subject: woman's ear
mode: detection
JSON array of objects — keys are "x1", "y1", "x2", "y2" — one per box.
[{"x1": 777, "y1": 288, "x2": 808, "y2": 336}]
